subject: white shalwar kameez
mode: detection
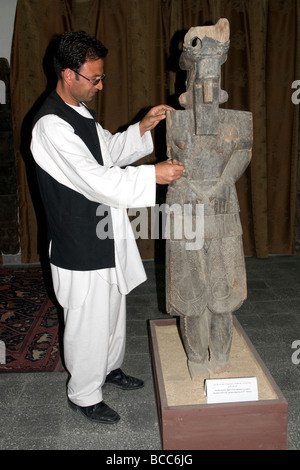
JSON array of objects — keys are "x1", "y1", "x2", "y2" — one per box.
[{"x1": 31, "y1": 103, "x2": 156, "y2": 406}]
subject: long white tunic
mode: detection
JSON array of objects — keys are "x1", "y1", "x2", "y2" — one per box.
[{"x1": 30, "y1": 103, "x2": 156, "y2": 298}]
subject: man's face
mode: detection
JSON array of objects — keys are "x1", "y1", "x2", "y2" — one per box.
[{"x1": 69, "y1": 58, "x2": 105, "y2": 104}]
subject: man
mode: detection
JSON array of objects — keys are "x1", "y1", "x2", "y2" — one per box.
[{"x1": 30, "y1": 31, "x2": 184, "y2": 424}]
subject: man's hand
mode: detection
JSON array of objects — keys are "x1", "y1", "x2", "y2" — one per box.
[
  {"x1": 139, "y1": 105, "x2": 174, "y2": 137},
  {"x1": 155, "y1": 160, "x2": 185, "y2": 185}
]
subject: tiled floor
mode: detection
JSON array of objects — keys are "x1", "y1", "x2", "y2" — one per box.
[{"x1": 0, "y1": 256, "x2": 299, "y2": 450}]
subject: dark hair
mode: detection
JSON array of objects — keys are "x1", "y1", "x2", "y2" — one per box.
[{"x1": 53, "y1": 31, "x2": 108, "y2": 77}]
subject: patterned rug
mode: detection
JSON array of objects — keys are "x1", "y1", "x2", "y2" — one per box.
[{"x1": 0, "y1": 266, "x2": 63, "y2": 372}]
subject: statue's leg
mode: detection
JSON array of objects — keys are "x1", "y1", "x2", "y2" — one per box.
[
  {"x1": 180, "y1": 309, "x2": 211, "y2": 380},
  {"x1": 209, "y1": 312, "x2": 233, "y2": 373}
]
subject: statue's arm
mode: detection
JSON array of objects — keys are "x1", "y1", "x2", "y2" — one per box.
[{"x1": 221, "y1": 148, "x2": 252, "y2": 184}]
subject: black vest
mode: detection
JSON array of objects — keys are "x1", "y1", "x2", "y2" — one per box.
[{"x1": 33, "y1": 90, "x2": 115, "y2": 271}]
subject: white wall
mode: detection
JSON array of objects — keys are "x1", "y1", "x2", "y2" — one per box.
[
  {"x1": 0, "y1": 0, "x2": 20, "y2": 263},
  {"x1": 0, "y1": 0, "x2": 18, "y2": 64},
  {"x1": 0, "y1": 0, "x2": 17, "y2": 103}
]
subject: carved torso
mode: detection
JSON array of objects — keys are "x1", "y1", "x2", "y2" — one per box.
[{"x1": 166, "y1": 108, "x2": 252, "y2": 237}]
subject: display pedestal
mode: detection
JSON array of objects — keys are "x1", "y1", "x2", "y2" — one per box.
[{"x1": 149, "y1": 317, "x2": 287, "y2": 450}]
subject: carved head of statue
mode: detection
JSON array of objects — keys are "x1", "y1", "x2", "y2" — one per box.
[{"x1": 179, "y1": 19, "x2": 230, "y2": 110}]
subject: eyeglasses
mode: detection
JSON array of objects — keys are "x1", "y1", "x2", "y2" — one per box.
[{"x1": 71, "y1": 69, "x2": 106, "y2": 86}]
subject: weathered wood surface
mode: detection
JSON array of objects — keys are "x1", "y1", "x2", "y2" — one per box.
[{"x1": 165, "y1": 19, "x2": 253, "y2": 379}]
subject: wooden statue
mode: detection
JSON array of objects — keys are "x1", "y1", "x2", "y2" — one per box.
[{"x1": 165, "y1": 19, "x2": 253, "y2": 379}]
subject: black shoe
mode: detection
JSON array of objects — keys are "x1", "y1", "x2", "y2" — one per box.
[
  {"x1": 68, "y1": 398, "x2": 120, "y2": 424},
  {"x1": 105, "y1": 368, "x2": 144, "y2": 390}
]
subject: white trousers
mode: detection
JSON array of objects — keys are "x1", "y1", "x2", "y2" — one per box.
[{"x1": 51, "y1": 266, "x2": 126, "y2": 406}]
